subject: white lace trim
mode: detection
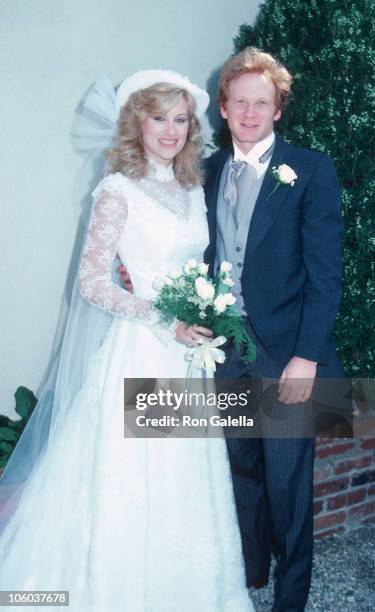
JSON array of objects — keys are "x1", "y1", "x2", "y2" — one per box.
[
  {"x1": 147, "y1": 157, "x2": 175, "y2": 182},
  {"x1": 136, "y1": 174, "x2": 192, "y2": 221}
]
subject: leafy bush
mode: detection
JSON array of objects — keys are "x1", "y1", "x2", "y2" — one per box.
[{"x1": 0, "y1": 387, "x2": 37, "y2": 469}]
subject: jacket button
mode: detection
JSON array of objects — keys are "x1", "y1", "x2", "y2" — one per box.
[
  {"x1": 237, "y1": 262, "x2": 243, "y2": 268},
  {"x1": 235, "y1": 246, "x2": 241, "y2": 252}
]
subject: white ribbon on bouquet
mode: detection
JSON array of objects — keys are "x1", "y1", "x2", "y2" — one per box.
[{"x1": 186, "y1": 335, "x2": 227, "y2": 379}]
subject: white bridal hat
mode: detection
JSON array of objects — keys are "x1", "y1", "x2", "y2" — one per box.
[{"x1": 115, "y1": 69, "x2": 210, "y2": 118}]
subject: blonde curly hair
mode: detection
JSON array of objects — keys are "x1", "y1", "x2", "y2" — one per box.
[{"x1": 106, "y1": 84, "x2": 204, "y2": 188}]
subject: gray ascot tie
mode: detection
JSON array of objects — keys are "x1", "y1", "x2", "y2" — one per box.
[
  {"x1": 223, "y1": 142, "x2": 276, "y2": 228},
  {"x1": 224, "y1": 160, "x2": 257, "y2": 228}
]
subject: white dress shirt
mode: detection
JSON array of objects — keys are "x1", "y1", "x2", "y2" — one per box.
[{"x1": 233, "y1": 131, "x2": 275, "y2": 180}]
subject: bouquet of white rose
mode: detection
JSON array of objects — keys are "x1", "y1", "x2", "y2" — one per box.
[{"x1": 154, "y1": 259, "x2": 256, "y2": 368}]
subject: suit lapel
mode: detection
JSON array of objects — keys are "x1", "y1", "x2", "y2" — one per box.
[
  {"x1": 244, "y1": 135, "x2": 292, "y2": 258},
  {"x1": 205, "y1": 147, "x2": 232, "y2": 270},
  {"x1": 205, "y1": 147, "x2": 231, "y2": 224}
]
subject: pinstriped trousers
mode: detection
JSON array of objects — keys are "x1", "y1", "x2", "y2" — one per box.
[{"x1": 216, "y1": 320, "x2": 315, "y2": 612}]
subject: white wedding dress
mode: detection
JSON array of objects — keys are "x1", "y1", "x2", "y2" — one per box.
[{"x1": 0, "y1": 161, "x2": 254, "y2": 611}]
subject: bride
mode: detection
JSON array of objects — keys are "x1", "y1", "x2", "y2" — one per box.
[{"x1": 0, "y1": 69, "x2": 254, "y2": 611}]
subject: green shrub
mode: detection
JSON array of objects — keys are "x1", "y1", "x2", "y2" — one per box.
[{"x1": 0, "y1": 387, "x2": 37, "y2": 469}]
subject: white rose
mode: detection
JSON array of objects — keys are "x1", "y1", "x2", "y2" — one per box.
[
  {"x1": 198, "y1": 262, "x2": 209, "y2": 274},
  {"x1": 214, "y1": 294, "x2": 228, "y2": 314},
  {"x1": 220, "y1": 261, "x2": 232, "y2": 273},
  {"x1": 277, "y1": 164, "x2": 298, "y2": 185},
  {"x1": 184, "y1": 258, "x2": 197, "y2": 273},
  {"x1": 169, "y1": 270, "x2": 182, "y2": 279},
  {"x1": 195, "y1": 277, "x2": 215, "y2": 300},
  {"x1": 163, "y1": 277, "x2": 173, "y2": 286},
  {"x1": 223, "y1": 293, "x2": 236, "y2": 306},
  {"x1": 195, "y1": 276, "x2": 206, "y2": 290},
  {"x1": 222, "y1": 277, "x2": 235, "y2": 287},
  {"x1": 200, "y1": 285, "x2": 215, "y2": 300}
]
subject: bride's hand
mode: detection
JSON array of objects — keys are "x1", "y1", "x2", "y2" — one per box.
[{"x1": 175, "y1": 322, "x2": 213, "y2": 346}]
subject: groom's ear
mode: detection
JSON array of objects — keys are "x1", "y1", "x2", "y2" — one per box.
[
  {"x1": 220, "y1": 104, "x2": 228, "y2": 120},
  {"x1": 274, "y1": 108, "x2": 282, "y2": 122}
]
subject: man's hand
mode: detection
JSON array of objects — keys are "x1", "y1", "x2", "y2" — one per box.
[
  {"x1": 118, "y1": 263, "x2": 134, "y2": 293},
  {"x1": 278, "y1": 356, "x2": 317, "y2": 405},
  {"x1": 175, "y1": 322, "x2": 213, "y2": 346}
]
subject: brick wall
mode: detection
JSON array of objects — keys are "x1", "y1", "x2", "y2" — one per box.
[
  {"x1": 2, "y1": 435, "x2": 375, "y2": 539},
  {"x1": 313, "y1": 434, "x2": 375, "y2": 538}
]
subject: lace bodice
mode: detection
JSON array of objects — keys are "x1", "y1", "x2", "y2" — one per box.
[
  {"x1": 136, "y1": 160, "x2": 192, "y2": 221},
  {"x1": 78, "y1": 163, "x2": 208, "y2": 330}
]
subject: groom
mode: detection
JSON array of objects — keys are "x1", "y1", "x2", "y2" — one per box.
[{"x1": 205, "y1": 47, "x2": 345, "y2": 611}]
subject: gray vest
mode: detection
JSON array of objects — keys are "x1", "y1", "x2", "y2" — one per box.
[{"x1": 215, "y1": 156, "x2": 268, "y2": 314}]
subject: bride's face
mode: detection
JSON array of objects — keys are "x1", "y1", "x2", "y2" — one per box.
[{"x1": 141, "y1": 95, "x2": 190, "y2": 166}]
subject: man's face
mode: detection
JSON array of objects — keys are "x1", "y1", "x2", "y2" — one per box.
[{"x1": 220, "y1": 72, "x2": 281, "y2": 154}]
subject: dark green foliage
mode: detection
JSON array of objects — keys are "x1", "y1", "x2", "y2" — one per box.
[
  {"x1": 230, "y1": 0, "x2": 375, "y2": 376},
  {"x1": 211, "y1": 314, "x2": 257, "y2": 363},
  {"x1": 0, "y1": 387, "x2": 37, "y2": 469}
]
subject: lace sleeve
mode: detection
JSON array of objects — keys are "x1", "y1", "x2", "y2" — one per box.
[{"x1": 78, "y1": 186, "x2": 159, "y2": 324}]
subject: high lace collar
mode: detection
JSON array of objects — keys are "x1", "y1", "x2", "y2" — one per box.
[{"x1": 147, "y1": 157, "x2": 175, "y2": 182}]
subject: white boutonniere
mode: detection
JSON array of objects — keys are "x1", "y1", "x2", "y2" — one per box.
[{"x1": 267, "y1": 164, "x2": 298, "y2": 201}]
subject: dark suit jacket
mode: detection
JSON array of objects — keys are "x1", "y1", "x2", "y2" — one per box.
[{"x1": 204, "y1": 134, "x2": 345, "y2": 379}]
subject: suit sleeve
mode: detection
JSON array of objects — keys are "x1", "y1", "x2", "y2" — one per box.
[
  {"x1": 293, "y1": 154, "x2": 344, "y2": 364},
  {"x1": 203, "y1": 157, "x2": 219, "y2": 273}
]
